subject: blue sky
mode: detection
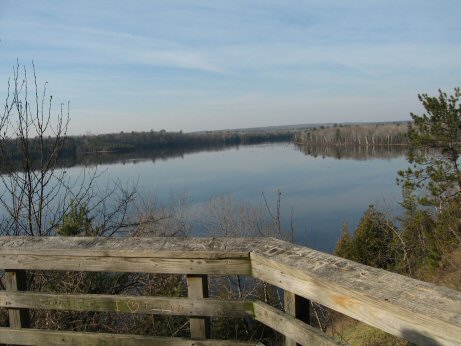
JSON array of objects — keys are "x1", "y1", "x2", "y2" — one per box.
[{"x1": 0, "y1": 1, "x2": 460, "y2": 135}]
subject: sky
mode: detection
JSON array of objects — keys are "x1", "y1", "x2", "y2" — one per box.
[{"x1": 0, "y1": 1, "x2": 460, "y2": 135}]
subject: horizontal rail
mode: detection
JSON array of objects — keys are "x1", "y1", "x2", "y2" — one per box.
[
  {"x1": 253, "y1": 301, "x2": 342, "y2": 346},
  {"x1": 0, "y1": 328, "x2": 262, "y2": 346},
  {"x1": 1, "y1": 236, "x2": 460, "y2": 345},
  {"x1": 251, "y1": 238, "x2": 461, "y2": 346},
  {"x1": 0, "y1": 292, "x2": 340, "y2": 344},
  {"x1": 0, "y1": 255, "x2": 251, "y2": 275},
  {"x1": 0, "y1": 237, "x2": 260, "y2": 258},
  {"x1": 0, "y1": 291, "x2": 253, "y2": 317}
]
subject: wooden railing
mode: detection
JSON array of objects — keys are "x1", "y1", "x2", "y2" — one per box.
[{"x1": 0, "y1": 237, "x2": 460, "y2": 345}]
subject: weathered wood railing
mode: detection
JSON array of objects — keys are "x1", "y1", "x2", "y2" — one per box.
[{"x1": 0, "y1": 237, "x2": 460, "y2": 345}]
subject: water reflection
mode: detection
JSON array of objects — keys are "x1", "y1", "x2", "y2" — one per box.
[
  {"x1": 296, "y1": 144, "x2": 408, "y2": 160},
  {"x1": 0, "y1": 143, "x2": 251, "y2": 174},
  {"x1": 73, "y1": 144, "x2": 241, "y2": 167},
  {"x1": 0, "y1": 142, "x2": 409, "y2": 253}
]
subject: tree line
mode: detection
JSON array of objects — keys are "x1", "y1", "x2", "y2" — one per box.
[
  {"x1": 1, "y1": 128, "x2": 293, "y2": 169},
  {"x1": 71, "y1": 129, "x2": 294, "y2": 154},
  {"x1": 295, "y1": 122, "x2": 409, "y2": 146}
]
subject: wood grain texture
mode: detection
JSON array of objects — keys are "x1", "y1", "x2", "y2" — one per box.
[
  {"x1": 0, "y1": 236, "x2": 460, "y2": 345},
  {"x1": 0, "y1": 236, "x2": 261, "y2": 258},
  {"x1": 187, "y1": 274, "x2": 211, "y2": 339},
  {"x1": 251, "y1": 238, "x2": 461, "y2": 346},
  {"x1": 0, "y1": 254, "x2": 251, "y2": 275},
  {"x1": 4, "y1": 270, "x2": 30, "y2": 329},
  {"x1": 0, "y1": 291, "x2": 254, "y2": 317},
  {"x1": 0, "y1": 328, "x2": 262, "y2": 346},
  {"x1": 253, "y1": 301, "x2": 342, "y2": 346},
  {"x1": 284, "y1": 291, "x2": 310, "y2": 346}
]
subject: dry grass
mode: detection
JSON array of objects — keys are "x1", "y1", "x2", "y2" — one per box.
[
  {"x1": 434, "y1": 247, "x2": 461, "y2": 291},
  {"x1": 328, "y1": 314, "x2": 410, "y2": 346}
]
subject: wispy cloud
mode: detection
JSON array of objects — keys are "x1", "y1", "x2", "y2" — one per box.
[
  {"x1": 0, "y1": 0, "x2": 460, "y2": 133},
  {"x1": 1, "y1": 20, "x2": 223, "y2": 73}
]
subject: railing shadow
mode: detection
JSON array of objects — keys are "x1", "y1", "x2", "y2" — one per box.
[{"x1": 401, "y1": 329, "x2": 442, "y2": 346}]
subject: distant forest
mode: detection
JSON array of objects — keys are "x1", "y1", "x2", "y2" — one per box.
[
  {"x1": 71, "y1": 129, "x2": 293, "y2": 154},
  {"x1": 295, "y1": 122, "x2": 409, "y2": 146},
  {"x1": 1, "y1": 123, "x2": 412, "y2": 171},
  {"x1": 0, "y1": 129, "x2": 294, "y2": 171}
]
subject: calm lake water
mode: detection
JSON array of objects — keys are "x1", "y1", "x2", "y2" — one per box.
[{"x1": 81, "y1": 142, "x2": 408, "y2": 253}]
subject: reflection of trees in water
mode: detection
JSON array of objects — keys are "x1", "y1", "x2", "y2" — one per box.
[
  {"x1": 73, "y1": 144, "x2": 240, "y2": 167},
  {"x1": 2, "y1": 142, "x2": 407, "y2": 173},
  {"x1": 0, "y1": 143, "x2": 254, "y2": 173},
  {"x1": 295, "y1": 144, "x2": 408, "y2": 160},
  {"x1": 1, "y1": 128, "x2": 293, "y2": 172}
]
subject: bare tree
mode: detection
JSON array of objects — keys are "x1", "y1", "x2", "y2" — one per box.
[{"x1": 0, "y1": 62, "x2": 137, "y2": 236}]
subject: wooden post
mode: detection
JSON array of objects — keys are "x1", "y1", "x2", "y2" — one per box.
[
  {"x1": 284, "y1": 290, "x2": 310, "y2": 346},
  {"x1": 186, "y1": 274, "x2": 210, "y2": 339},
  {"x1": 4, "y1": 270, "x2": 30, "y2": 329}
]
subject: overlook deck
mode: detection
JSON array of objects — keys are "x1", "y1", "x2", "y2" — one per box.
[{"x1": 0, "y1": 237, "x2": 460, "y2": 345}]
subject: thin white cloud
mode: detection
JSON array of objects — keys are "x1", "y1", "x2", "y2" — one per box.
[
  {"x1": 1, "y1": 20, "x2": 223, "y2": 73},
  {"x1": 0, "y1": 1, "x2": 460, "y2": 134}
]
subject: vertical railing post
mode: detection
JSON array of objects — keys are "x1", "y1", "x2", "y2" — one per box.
[
  {"x1": 4, "y1": 269, "x2": 30, "y2": 329},
  {"x1": 284, "y1": 290, "x2": 310, "y2": 346},
  {"x1": 186, "y1": 274, "x2": 210, "y2": 339}
]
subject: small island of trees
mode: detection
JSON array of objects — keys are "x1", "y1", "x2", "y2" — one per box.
[{"x1": 295, "y1": 122, "x2": 409, "y2": 146}]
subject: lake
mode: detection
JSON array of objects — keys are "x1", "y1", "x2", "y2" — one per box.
[{"x1": 83, "y1": 142, "x2": 408, "y2": 253}]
